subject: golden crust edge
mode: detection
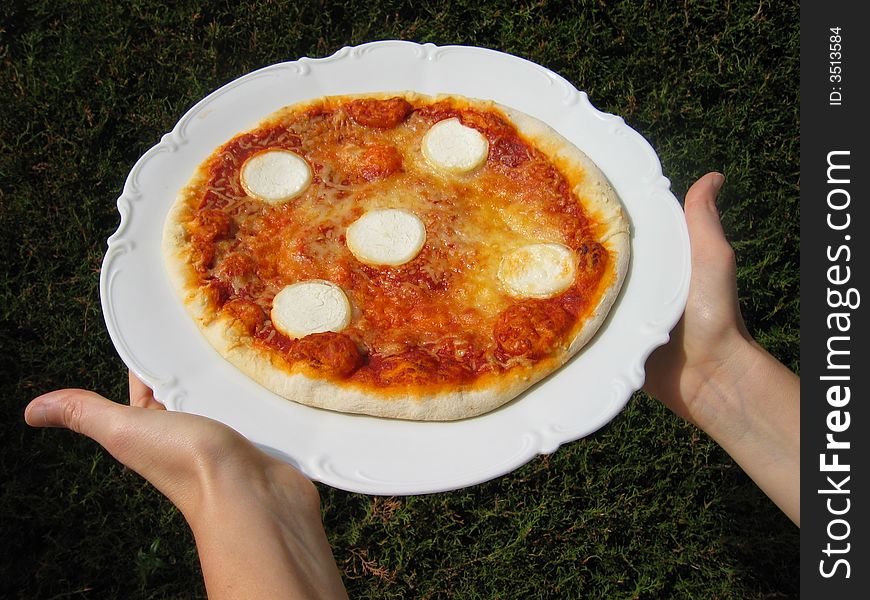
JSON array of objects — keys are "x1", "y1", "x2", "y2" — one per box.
[{"x1": 205, "y1": 327, "x2": 551, "y2": 421}]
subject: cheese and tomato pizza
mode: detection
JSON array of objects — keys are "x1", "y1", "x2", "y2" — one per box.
[{"x1": 162, "y1": 92, "x2": 630, "y2": 420}]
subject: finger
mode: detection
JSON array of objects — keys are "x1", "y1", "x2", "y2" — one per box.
[
  {"x1": 128, "y1": 370, "x2": 166, "y2": 410},
  {"x1": 25, "y1": 389, "x2": 190, "y2": 480},
  {"x1": 684, "y1": 172, "x2": 726, "y2": 240},
  {"x1": 683, "y1": 172, "x2": 734, "y2": 264},
  {"x1": 25, "y1": 389, "x2": 123, "y2": 436},
  {"x1": 25, "y1": 389, "x2": 200, "y2": 509},
  {"x1": 682, "y1": 173, "x2": 746, "y2": 334}
]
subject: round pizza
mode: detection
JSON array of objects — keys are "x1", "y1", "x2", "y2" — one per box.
[{"x1": 162, "y1": 92, "x2": 630, "y2": 421}]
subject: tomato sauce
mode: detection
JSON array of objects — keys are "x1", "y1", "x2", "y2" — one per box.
[{"x1": 187, "y1": 97, "x2": 611, "y2": 387}]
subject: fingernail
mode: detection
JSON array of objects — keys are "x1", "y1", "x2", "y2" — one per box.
[
  {"x1": 711, "y1": 173, "x2": 725, "y2": 193},
  {"x1": 25, "y1": 392, "x2": 65, "y2": 428},
  {"x1": 25, "y1": 397, "x2": 50, "y2": 427}
]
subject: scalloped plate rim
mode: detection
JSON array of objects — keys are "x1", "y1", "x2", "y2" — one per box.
[{"x1": 99, "y1": 40, "x2": 690, "y2": 495}]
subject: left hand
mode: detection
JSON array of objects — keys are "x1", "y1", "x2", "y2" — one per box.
[
  {"x1": 25, "y1": 372, "x2": 349, "y2": 599},
  {"x1": 24, "y1": 372, "x2": 302, "y2": 517}
]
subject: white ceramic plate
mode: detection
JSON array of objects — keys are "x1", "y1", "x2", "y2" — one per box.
[{"x1": 100, "y1": 41, "x2": 690, "y2": 495}]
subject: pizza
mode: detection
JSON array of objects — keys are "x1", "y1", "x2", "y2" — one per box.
[{"x1": 162, "y1": 92, "x2": 630, "y2": 420}]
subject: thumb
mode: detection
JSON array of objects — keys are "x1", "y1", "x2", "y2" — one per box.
[
  {"x1": 25, "y1": 388, "x2": 181, "y2": 470},
  {"x1": 25, "y1": 389, "x2": 201, "y2": 510},
  {"x1": 25, "y1": 388, "x2": 123, "y2": 438},
  {"x1": 24, "y1": 389, "x2": 168, "y2": 474},
  {"x1": 683, "y1": 172, "x2": 735, "y2": 270},
  {"x1": 684, "y1": 172, "x2": 727, "y2": 246}
]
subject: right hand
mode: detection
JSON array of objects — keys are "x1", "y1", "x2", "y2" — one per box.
[{"x1": 642, "y1": 172, "x2": 754, "y2": 430}]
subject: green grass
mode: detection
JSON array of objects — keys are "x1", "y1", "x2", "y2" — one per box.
[{"x1": 2, "y1": 1, "x2": 799, "y2": 598}]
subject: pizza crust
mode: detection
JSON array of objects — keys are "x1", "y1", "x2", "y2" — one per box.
[
  {"x1": 202, "y1": 317, "x2": 551, "y2": 421},
  {"x1": 162, "y1": 92, "x2": 630, "y2": 421}
]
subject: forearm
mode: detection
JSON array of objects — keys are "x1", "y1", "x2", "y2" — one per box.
[
  {"x1": 187, "y1": 466, "x2": 348, "y2": 600},
  {"x1": 697, "y1": 339, "x2": 800, "y2": 525}
]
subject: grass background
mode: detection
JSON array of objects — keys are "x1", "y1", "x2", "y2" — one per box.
[{"x1": 1, "y1": 1, "x2": 799, "y2": 598}]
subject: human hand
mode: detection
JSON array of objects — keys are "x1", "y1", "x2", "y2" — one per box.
[
  {"x1": 24, "y1": 371, "x2": 304, "y2": 518},
  {"x1": 642, "y1": 173, "x2": 800, "y2": 525},
  {"x1": 25, "y1": 372, "x2": 349, "y2": 599},
  {"x1": 643, "y1": 172, "x2": 752, "y2": 430}
]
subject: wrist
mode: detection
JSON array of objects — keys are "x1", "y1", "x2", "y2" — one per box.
[
  {"x1": 186, "y1": 459, "x2": 320, "y2": 533},
  {"x1": 184, "y1": 463, "x2": 347, "y2": 599},
  {"x1": 692, "y1": 337, "x2": 801, "y2": 525},
  {"x1": 687, "y1": 334, "x2": 762, "y2": 438},
  {"x1": 694, "y1": 336, "x2": 798, "y2": 451}
]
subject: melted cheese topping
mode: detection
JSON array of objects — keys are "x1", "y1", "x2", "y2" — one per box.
[{"x1": 189, "y1": 98, "x2": 607, "y2": 384}]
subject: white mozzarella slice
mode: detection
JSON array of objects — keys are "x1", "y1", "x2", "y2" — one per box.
[
  {"x1": 422, "y1": 118, "x2": 489, "y2": 173},
  {"x1": 498, "y1": 243, "x2": 576, "y2": 298},
  {"x1": 270, "y1": 280, "x2": 351, "y2": 338},
  {"x1": 346, "y1": 208, "x2": 426, "y2": 266},
  {"x1": 241, "y1": 149, "x2": 311, "y2": 203}
]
